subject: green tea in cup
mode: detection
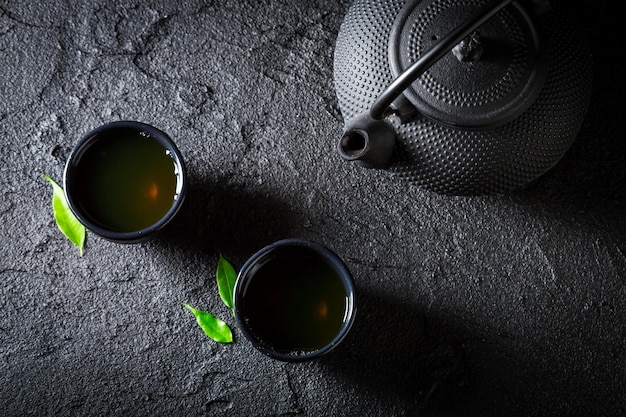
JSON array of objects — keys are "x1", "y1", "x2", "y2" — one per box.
[
  {"x1": 64, "y1": 121, "x2": 186, "y2": 243},
  {"x1": 233, "y1": 239, "x2": 356, "y2": 361}
]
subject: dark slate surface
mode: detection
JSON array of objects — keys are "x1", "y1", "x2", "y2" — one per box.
[{"x1": 1, "y1": 0, "x2": 624, "y2": 416}]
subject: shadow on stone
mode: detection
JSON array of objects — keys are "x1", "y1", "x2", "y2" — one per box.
[
  {"x1": 157, "y1": 174, "x2": 301, "y2": 262},
  {"x1": 320, "y1": 286, "x2": 473, "y2": 415},
  {"x1": 511, "y1": 1, "x2": 626, "y2": 222},
  {"x1": 319, "y1": 279, "x2": 625, "y2": 416}
]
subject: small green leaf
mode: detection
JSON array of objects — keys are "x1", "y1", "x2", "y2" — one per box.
[
  {"x1": 216, "y1": 254, "x2": 237, "y2": 310},
  {"x1": 183, "y1": 303, "x2": 233, "y2": 343},
  {"x1": 43, "y1": 174, "x2": 86, "y2": 256}
]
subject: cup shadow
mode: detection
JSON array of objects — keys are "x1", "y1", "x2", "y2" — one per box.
[
  {"x1": 320, "y1": 286, "x2": 474, "y2": 415},
  {"x1": 319, "y1": 282, "x2": 623, "y2": 416},
  {"x1": 157, "y1": 174, "x2": 302, "y2": 261}
]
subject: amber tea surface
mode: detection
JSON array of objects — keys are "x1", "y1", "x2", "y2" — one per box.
[{"x1": 73, "y1": 128, "x2": 179, "y2": 232}]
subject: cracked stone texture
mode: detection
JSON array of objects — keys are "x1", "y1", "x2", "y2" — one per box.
[{"x1": 1, "y1": 0, "x2": 624, "y2": 416}]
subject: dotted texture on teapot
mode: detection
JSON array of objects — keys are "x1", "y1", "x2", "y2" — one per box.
[{"x1": 333, "y1": 0, "x2": 592, "y2": 194}]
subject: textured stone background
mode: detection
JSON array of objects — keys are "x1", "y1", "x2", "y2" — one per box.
[{"x1": 1, "y1": 0, "x2": 624, "y2": 416}]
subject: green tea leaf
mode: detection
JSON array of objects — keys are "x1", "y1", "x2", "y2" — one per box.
[
  {"x1": 183, "y1": 303, "x2": 233, "y2": 343},
  {"x1": 43, "y1": 174, "x2": 86, "y2": 256},
  {"x1": 216, "y1": 254, "x2": 237, "y2": 310}
]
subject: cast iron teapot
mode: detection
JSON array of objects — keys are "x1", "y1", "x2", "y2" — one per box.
[{"x1": 334, "y1": 0, "x2": 592, "y2": 194}]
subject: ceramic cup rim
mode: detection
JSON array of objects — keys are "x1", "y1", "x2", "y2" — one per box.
[
  {"x1": 63, "y1": 120, "x2": 187, "y2": 243},
  {"x1": 233, "y1": 238, "x2": 357, "y2": 362}
]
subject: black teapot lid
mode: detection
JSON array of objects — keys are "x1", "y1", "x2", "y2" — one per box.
[{"x1": 389, "y1": 0, "x2": 548, "y2": 128}]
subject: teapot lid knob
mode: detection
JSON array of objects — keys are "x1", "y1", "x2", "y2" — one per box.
[{"x1": 452, "y1": 31, "x2": 484, "y2": 62}]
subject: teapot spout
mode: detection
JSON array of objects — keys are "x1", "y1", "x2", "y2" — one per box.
[{"x1": 337, "y1": 113, "x2": 396, "y2": 169}]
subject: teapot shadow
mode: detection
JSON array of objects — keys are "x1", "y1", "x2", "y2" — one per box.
[{"x1": 511, "y1": 31, "x2": 626, "y2": 227}]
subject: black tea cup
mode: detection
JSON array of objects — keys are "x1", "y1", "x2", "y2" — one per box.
[
  {"x1": 233, "y1": 239, "x2": 356, "y2": 361},
  {"x1": 64, "y1": 121, "x2": 187, "y2": 243}
]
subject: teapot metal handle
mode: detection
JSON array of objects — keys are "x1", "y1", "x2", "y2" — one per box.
[{"x1": 369, "y1": 0, "x2": 515, "y2": 120}]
